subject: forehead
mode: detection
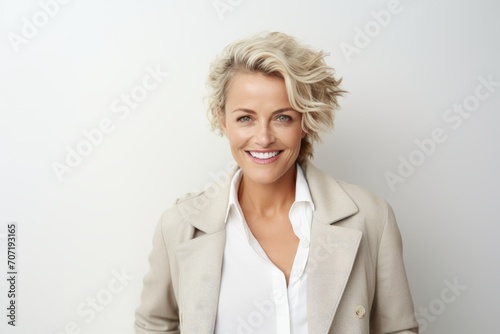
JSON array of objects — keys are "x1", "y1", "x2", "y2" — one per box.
[{"x1": 225, "y1": 71, "x2": 290, "y2": 107}]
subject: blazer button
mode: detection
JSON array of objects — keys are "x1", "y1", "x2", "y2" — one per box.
[{"x1": 355, "y1": 305, "x2": 366, "y2": 319}]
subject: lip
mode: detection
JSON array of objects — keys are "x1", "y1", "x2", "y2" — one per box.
[{"x1": 245, "y1": 150, "x2": 283, "y2": 164}]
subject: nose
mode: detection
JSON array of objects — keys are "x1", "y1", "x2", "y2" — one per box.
[{"x1": 255, "y1": 122, "x2": 275, "y2": 147}]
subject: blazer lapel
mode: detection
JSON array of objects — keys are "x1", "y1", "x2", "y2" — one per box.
[
  {"x1": 176, "y1": 231, "x2": 226, "y2": 333},
  {"x1": 303, "y1": 162, "x2": 362, "y2": 334},
  {"x1": 174, "y1": 166, "x2": 236, "y2": 333}
]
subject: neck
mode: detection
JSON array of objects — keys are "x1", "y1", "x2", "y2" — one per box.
[{"x1": 238, "y1": 164, "x2": 297, "y2": 218}]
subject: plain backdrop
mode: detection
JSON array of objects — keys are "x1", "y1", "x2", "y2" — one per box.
[{"x1": 1, "y1": 0, "x2": 499, "y2": 333}]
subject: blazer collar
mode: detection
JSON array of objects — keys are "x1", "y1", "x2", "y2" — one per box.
[
  {"x1": 301, "y1": 161, "x2": 359, "y2": 224},
  {"x1": 179, "y1": 164, "x2": 237, "y2": 234},
  {"x1": 183, "y1": 161, "x2": 360, "y2": 232}
]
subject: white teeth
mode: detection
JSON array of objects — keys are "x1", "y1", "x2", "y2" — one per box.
[{"x1": 249, "y1": 151, "x2": 280, "y2": 159}]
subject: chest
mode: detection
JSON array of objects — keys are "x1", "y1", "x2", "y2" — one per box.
[
  {"x1": 216, "y1": 214, "x2": 310, "y2": 333},
  {"x1": 246, "y1": 214, "x2": 299, "y2": 283}
]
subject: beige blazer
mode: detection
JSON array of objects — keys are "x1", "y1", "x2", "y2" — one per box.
[{"x1": 135, "y1": 162, "x2": 419, "y2": 333}]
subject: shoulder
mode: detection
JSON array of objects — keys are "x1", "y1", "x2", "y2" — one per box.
[
  {"x1": 158, "y1": 190, "x2": 206, "y2": 224},
  {"x1": 308, "y1": 165, "x2": 401, "y2": 248},
  {"x1": 336, "y1": 180, "x2": 391, "y2": 213},
  {"x1": 304, "y1": 161, "x2": 389, "y2": 204},
  {"x1": 331, "y1": 180, "x2": 402, "y2": 253},
  {"x1": 156, "y1": 166, "x2": 234, "y2": 237},
  {"x1": 303, "y1": 161, "x2": 393, "y2": 224},
  {"x1": 152, "y1": 191, "x2": 207, "y2": 243}
]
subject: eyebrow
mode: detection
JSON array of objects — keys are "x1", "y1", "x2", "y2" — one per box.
[{"x1": 230, "y1": 107, "x2": 296, "y2": 114}]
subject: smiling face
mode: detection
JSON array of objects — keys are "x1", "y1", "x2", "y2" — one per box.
[{"x1": 220, "y1": 71, "x2": 305, "y2": 187}]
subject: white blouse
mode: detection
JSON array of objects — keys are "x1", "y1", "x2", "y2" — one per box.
[{"x1": 215, "y1": 164, "x2": 314, "y2": 334}]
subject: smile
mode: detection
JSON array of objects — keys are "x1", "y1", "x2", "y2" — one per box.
[{"x1": 247, "y1": 151, "x2": 282, "y2": 160}]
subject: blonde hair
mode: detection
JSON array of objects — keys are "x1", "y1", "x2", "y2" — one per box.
[{"x1": 206, "y1": 31, "x2": 345, "y2": 163}]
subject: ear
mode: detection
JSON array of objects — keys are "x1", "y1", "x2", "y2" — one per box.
[
  {"x1": 299, "y1": 116, "x2": 307, "y2": 138},
  {"x1": 301, "y1": 123, "x2": 308, "y2": 139}
]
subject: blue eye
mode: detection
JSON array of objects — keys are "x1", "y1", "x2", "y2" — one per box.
[
  {"x1": 237, "y1": 115, "x2": 251, "y2": 122},
  {"x1": 276, "y1": 115, "x2": 291, "y2": 122}
]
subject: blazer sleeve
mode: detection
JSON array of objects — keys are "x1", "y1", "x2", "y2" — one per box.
[
  {"x1": 370, "y1": 202, "x2": 419, "y2": 333},
  {"x1": 135, "y1": 215, "x2": 180, "y2": 334}
]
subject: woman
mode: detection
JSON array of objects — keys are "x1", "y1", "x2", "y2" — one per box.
[{"x1": 135, "y1": 32, "x2": 419, "y2": 333}]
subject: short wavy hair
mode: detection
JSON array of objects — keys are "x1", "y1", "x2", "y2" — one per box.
[{"x1": 206, "y1": 31, "x2": 345, "y2": 163}]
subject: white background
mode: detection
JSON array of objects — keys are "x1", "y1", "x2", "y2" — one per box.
[{"x1": 1, "y1": 0, "x2": 499, "y2": 333}]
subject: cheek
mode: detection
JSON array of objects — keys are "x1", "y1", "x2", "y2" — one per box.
[
  {"x1": 285, "y1": 127, "x2": 306, "y2": 146},
  {"x1": 226, "y1": 127, "x2": 247, "y2": 148}
]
